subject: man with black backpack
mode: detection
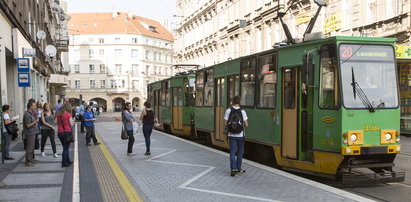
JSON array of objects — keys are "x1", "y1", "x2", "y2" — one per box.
[{"x1": 224, "y1": 95, "x2": 248, "y2": 177}]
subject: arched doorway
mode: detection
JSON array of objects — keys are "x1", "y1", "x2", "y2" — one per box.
[
  {"x1": 132, "y1": 97, "x2": 140, "y2": 111},
  {"x1": 69, "y1": 98, "x2": 81, "y2": 106},
  {"x1": 90, "y1": 97, "x2": 108, "y2": 112},
  {"x1": 112, "y1": 97, "x2": 125, "y2": 112}
]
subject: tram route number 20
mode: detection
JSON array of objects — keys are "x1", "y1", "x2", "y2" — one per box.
[{"x1": 340, "y1": 47, "x2": 353, "y2": 58}]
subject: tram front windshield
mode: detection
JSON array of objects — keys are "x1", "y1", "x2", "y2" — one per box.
[{"x1": 340, "y1": 44, "x2": 398, "y2": 109}]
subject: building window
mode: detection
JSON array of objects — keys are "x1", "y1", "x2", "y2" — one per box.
[
  {"x1": 132, "y1": 80, "x2": 138, "y2": 89},
  {"x1": 74, "y1": 65, "x2": 80, "y2": 73},
  {"x1": 90, "y1": 79, "x2": 95, "y2": 88},
  {"x1": 99, "y1": 38, "x2": 104, "y2": 43},
  {"x1": 154, "y1": 66, "x2": 157, "y2": 74},
  {"x1": 122, "y1": 80, "x2": 125, "y2": 88},
  {"x1": 75, "y1": 80, "x2": 80, "y2": 89},
  {"x1": 257, "y1": 53, "x2": 277, "y2": 109},
  {"x1": 99, "y1": 49, "x2": 104, "y2": 55},
  {"x1": 132, "y1": 64, "x2": 138, "y2": 76},
  {"x1": 131, "y1": 49, "x2": 139, "y2": 58},
  {"x1": 145, "y1": 50, "x2": 150, "y2": 59},
  {"x1": 132, "y1": 38, "x2": 138, "y2": 43},
  {"x1": 68, "y1": 80, "x2": 72, "y2": 89},
  {"x1": 88, "y1": 38, "x2": 94, "y2": 43},
  {"x1": 89, "y1": 49, "x2": 94, "y2": 57},
  {"x1": 100, "y1": 80, "x2": 106, "y2": 88},
  {"x1": 115, "y1": 64, "x2": 122, "y2": 75},
  {"x1": 115, "y1": 37, "x2": 120, "y2": 43},
  {"x1": 99, "y1": 64, "x2": 106, "y2": 73},
  {"x1": 89, "y1": 64, "x2": 95, "y2": 73},
  {"x1": 146, "y1": 65, "x2": 150, "y2": 74},
  {"x1": 114, "y1": 49, "x2": 122, "y2": 56},
  {"x1": 154, "y1": 52, "x2": 158, "y2": 61},
  {"x1": 146, "y1": 39, "x2": 149, "y2": 45},
  {"x1": 159, "y1": 53, "x2": 162, "y2": 61},
  {"x1": 240, "y1": 58, "x2": 257, "y2": 107},
  {"x1": 111, "y1": 80, "x2": 116, "y2": 88}
]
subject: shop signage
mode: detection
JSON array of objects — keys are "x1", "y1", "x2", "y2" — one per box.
[
  {"x1": 17, "y1": 58, "x2": 30, "y2": 72},
  {"x1": 18, "y1": 73, "x2": 30, "y2": 87},
  {"x1": 395, "y1": 45, "x2": 411, "y2": 59},
  {"x1": 23, "y1": 48, "x2": 36, "y2": 57},
  {"x1": 324, "y1": 13, "x2": 342, "y2": 34}
]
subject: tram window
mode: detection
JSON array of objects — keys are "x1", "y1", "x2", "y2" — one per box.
[
  {"x1": 161, "y1": 81, "x2": 167, "y2": 106},
  {"x1": 185, "y1": 78, "x2": 196, "y2": 107},
  {"x1": 257, "y1": 53, "x2": 277, "y2": 109},
  {"x1": 240, "y1": 58, "x2": 257, "y2": 107},
  {"x1": 196, "y1": 71, "x2": 204, "y2": 106},
  {"x1": 173, "y1": 87, "x2": 183, "y2": 106},
  {"x1": 284, "y1": 68, "x2": 296, "y2": 109},
  {"x1": 319, "y1": 44, "x2": 339, "y2": 109},
  {"x1": 165, "y1": 81, "x2": 171, "y2": 106},
  {"x1": 228, "y1": 75, "x2": 240, "y2": 105},
  {"x1": 204, "y1": 69, "x2": 214, "y2": 106}
]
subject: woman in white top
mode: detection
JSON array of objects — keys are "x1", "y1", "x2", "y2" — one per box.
[{"x1": 2, "y1": 105, "x2": 15, "y2": 160}]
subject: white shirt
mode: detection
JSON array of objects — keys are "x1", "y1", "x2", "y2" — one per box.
[
  {"x1": 3, "y1": 113, "x2": 10, "y2": 133},
  {"x1": 224, "y1": 106, "x2": 248, "y2": 137}
]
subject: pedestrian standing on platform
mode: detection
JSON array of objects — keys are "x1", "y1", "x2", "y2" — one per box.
[
  {"x1": 79, "y1": 101, "x2": 86, "y2": 133},
  {"x1": 224, "y1": 95, "x2": 248, "y2": 177},
  {"x1": 57, "y1": 103, "x2": 74, "y2": 167},
  {"x1": 140, "y1": 101, "x2": 154, "y2": 155},
  {"x1": 53, "y1": 99, "x2": 63, "y2": 114},
  {"x1": 83, "y1": 106, "x2": 100, "y2": 146},
  {"x1": 23, "y1": 101, "x2": 39, "y2": 167},
  {"x1": 40, "y1": 103, "x2": 58, "y2": 158},
  {"x1": 35, "y1": 101, "x2": 43, "y2": 150},
  {"x1": 2, "y1": 105, "x2": 15, "y2": 160},
  {"x1": 122, "y1": 102, "x2": 135, "y2": 155}
]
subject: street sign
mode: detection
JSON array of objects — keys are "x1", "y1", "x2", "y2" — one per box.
[
  {"x1": 17, "y1": 58, "x2": 30, "y2": 72},
  {"x1": 23, "y1": 48, "x2": 36, "y2": 57},
  {"x1": 18, "y1": 73, "x2": 30, "y2": 87}
]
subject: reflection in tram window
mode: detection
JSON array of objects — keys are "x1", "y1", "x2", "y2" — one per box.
[
  {"x1": 258, "y1": 53, "x2": 277, "y2": 108},
  {"x1": 284, "y1": 68, "x2": 295, "y2": 109},
  {"x1": 228, "y1": 75, "x2": 240, "y2": 106},
  {"x1": 319, "y1": 44, "x2": 339, "y2": 109},
  {"x1": 195, "y1": 71, "x2": 204, "y2": 106},
  {"x1": 241, "y1": 58, "x2": 256, "y2": 106},
  {"x1": 204, "y1": 69, "x2": 214, "y2": 106}
]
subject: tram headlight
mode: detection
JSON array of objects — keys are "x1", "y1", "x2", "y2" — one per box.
[
  {"x1": 384, "y1": 133, "x2": 392, "y2": 141},
  {"x1": 396, "y1": 146, "x2": 401, "y2": 151},
  {"x1": 350, "y1": 134, "x2": 358, "y2": 142}
]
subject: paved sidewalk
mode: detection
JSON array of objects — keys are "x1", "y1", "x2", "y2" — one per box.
[
  {"x1": 0, "y1": 139, "x2": 73, "y2": 202},
  {"x1": 96, "y1": 121, "x2": 375, "y2": 202}
]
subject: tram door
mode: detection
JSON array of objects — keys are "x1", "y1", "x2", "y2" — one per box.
[
  {"x1": 172, "y1": 87, "x2": 183, "y2": 130},
  {"x1": 282, "y1": 67, "x2": 298, "y2": 159},
  {"x1": 215, "y1": 78, "x2": 225, "y2": 141}
]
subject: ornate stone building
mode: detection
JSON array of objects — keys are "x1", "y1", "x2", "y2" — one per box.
[
  {"x1": 174, "y1": 0, "x2": 410, "y2": 66},
  {"x1": 66, "y1": 12, "x2": 175, "y2": 111}
]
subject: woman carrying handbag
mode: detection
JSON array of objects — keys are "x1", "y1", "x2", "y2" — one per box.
[
  {"x1": 57, "y1": 103, "x2": 74, "y2": 167},
  {"x1": 122, "y1": 102, "x2": 135, "y2": 155},
  {"x1": 2, "y1": 105, "x2": 16, "y2": 160}
]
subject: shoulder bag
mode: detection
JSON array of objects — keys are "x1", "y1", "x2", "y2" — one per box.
[{"x1": 59, "y1": 115, "x2": 74, "y2": 143}]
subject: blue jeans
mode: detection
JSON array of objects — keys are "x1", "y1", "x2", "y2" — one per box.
[
  {"x1": 143, "y1": 125, "x2": 153, "y2": 152},
  {"x1": 58, "y1": 132, "x2": 71, "y2": 164},
  {"x1": 229, "y1": 137, "x2": 244, "y2": 170},
  {"x1": 2, "y1": 132, "x2": 11, "y2": 158}
]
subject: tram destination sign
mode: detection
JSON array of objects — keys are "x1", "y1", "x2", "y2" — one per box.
[{"x1": 339, "y1": 44, "x2": 394, "y2": 61}]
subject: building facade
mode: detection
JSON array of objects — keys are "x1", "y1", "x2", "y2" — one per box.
[
  {"x1": 0, "y1": 0, "x2": 69, "y2": 117},
  {"x1": 66, "y1": 12, "x2": 175, "y2": 111},
  {"x1": 174, "y1": 0, "x2": 410, "y2": 66}
]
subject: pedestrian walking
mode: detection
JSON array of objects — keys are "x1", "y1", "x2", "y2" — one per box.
[
  {"x1": 224, "y1": 95, "x2": 248, "y2": 177},
  {"x1": 40, "y1": 103, "x2": 58, "y2": 158},
  {"x1": 140, "y1": 101, "x2": 154, "y2": 155},
  {"x1": 53, "y1": 99, "x2": 63, "y2": 114},
  {"x1": 122, "y1": 102, "x2": 135, "y2": 155},
  {"x1": 23, "y1": 101, "x2": 39, "y2": 166},
  {"x1": 57, "y1": 103, "x2": 74, "y2": 167},
  {"x1": 2, "y1": 105, "x2": 16, "y2": 160},
  {"x1": 79, "y1": 101, "x2": 86, "y2": 133},
  {"x1": 83, "y1": 106, "x2": 100, "y2": 146}
]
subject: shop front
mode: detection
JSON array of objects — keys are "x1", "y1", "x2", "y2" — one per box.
[{"x1": 396, "y1": 45, "x2": 411, "y2": 134}]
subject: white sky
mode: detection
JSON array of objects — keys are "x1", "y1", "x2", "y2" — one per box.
[{"x1": 66, "y1": 0, "x2": 176, "y2": 21}]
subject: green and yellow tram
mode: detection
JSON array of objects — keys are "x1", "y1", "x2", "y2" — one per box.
[
  {"x1": 148, "y1": 65, "x2": 197, "y2": 137},
  {"x1": 150, "y1": 36, "x2": 404, "y2": 183}
]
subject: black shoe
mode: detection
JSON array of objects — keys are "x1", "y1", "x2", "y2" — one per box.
[
  {"x1": 5, "y1": 157, "x2": 15, "y2": 160},
  {"x1": 69, "y1": 161, "x2": 73, "y2": 164},
  {"x1": 237, "y1": 169, "x2": 246, "y2": 174},
  {"x1": 144, "y1": 152, "x2": 151, "y2": 155},
  {"x1": 230, "y1": 169, "x2": 237, "y2": 177},
  {"x1": 86, "y1": 143, "x2": 91, "y2": 146},
  {"x1": 61, "y1": 163, "x2": 71, "y2": 167},
  {"x1": 94, "y1": 142, "x2": 101, "y2": 145}
]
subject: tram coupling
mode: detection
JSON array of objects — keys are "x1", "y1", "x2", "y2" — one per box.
[{"x1": 342, "y1": 172, "x2": 405, "y2": 187}]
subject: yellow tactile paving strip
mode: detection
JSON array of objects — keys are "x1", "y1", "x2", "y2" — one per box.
[{"x1": 89, "y1": 135, "x2": 142, "y2": 202}]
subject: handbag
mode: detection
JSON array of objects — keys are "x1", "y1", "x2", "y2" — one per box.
[
  {"x1": 5, "y1": 122, "x2": 19, "y2": 134},
  {"x1": 58, "y1": 115, "x2": 74, "y2": 143},
  {"x1": 121, "y1": 125, "x2": 128, "y2": 140}
]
